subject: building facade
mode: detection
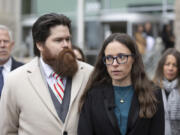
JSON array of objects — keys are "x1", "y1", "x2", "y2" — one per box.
[{"x1": 0, "y1": 0, "x2": 175, "y2": 64}]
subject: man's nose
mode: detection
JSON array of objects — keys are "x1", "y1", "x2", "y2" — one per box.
[
  {"x1": 0, "y1": 41, "x2": 6, "y2": 47},
  {"x1": 62, "y1": 40, "x2": 69, "y2": 48}
]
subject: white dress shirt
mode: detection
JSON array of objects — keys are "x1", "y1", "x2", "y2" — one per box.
[{"x1": 0, "y1": 58, "x2": 12, "y2": 80}]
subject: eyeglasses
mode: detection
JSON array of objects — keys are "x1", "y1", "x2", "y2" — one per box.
[{"x1": 103, "y1": 53, "x2": 134, "y2": 65}]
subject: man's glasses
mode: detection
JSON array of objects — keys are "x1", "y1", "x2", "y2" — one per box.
[{"x1": 103, "y1": 53, "x2": 134, "y2": 65}]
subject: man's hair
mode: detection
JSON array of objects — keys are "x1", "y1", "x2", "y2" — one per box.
[
  {"x1": 32, "y1": 13, "x2": 71, "y2": 56},
  {"x1": 0, "y1": 25, "x2": 13, "y2": 41}
]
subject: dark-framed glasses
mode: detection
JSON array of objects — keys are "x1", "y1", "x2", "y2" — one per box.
[{"x1": 103, "y1": 53, "x2": 134, "y2": 65}]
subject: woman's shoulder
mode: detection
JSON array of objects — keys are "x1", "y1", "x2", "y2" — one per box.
[
  {"x1": 150, "y1": 82, "x2": 162, "y2": 98},
  {"x1": 88, "y1": 84, "x2": 104, "y2": 94},
  {"x1": 87, "y1": 83, "x2": 112, "y2": 97},
  {"x1": 152, "y1": 82, "x2": 161, "y2": 92}
]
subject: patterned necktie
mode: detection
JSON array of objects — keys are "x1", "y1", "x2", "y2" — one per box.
[
  {"x1": 52, "y1": 72, "x2": 64, "y2": 104},
  {"x1": 0, "y1": 67, "x2": 4, "y2": 96}
]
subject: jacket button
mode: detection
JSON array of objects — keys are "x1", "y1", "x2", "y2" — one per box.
[{"x1": 63, "y1": 131, "x2": 68, "y2": 135}]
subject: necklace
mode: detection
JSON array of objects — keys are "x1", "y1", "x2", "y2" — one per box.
[
  {"x1": 114, "y1": 85, "x2": 133, "y2": 104},
  {"x1": 120, "y1": 99, "x2": 125, "y2": 103},
  {"x1": 119, "y1": 90, "x2": 131, "y2": 103}
]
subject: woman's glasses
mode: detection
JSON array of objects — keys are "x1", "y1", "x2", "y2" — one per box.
[{"x1": 103, "y1": 53, "x2": 133, "y2": 65}]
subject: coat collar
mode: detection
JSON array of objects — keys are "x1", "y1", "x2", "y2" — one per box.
[
  {"x1": 11, "y1": 57, "x2": 16, "y2": 70},
  {"x1": 11, "y1": 57, "x2": 23, "y2": 71},
  {"x1": 69, "y1": 61, "x2": 85, "y2": 106},
  {"x1": 126, "y1": 92, "x2": 139, "y2": 134},
  {"x1": 26, "y1": 58, "x2": 63, "y2": 125},
  {"x1": 102, "y1": 84, "x2": 139, "y2": 134},
  {"x1": 102, "y1": 84, "x2": 121, "y2": 134}
]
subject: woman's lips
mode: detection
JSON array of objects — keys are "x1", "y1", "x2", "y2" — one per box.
[
  {"x1": 166, "y1": 73, "x2": 175, "y2": 77},
  {"x1": 111, "y1": 70, "x2": 122, "y2": 75}
]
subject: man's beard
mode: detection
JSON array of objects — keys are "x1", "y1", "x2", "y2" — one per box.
[{"x1": 42, "y1": 48, "x2": 78, "y2": 78}]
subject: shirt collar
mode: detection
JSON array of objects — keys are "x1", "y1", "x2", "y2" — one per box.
[
  {"x1": 40, "y1": 57, "x2": 54, "y2": 78},
  {"x1": 3, "y1": 57, "x2": 12, "y2": 72}
]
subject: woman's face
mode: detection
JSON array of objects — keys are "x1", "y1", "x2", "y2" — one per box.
[
  {"x1": 104, "y1": 41, "x2": 134, "y2": 86},
  {"x1": 163, "y1": 54, "x2": 178, "y2": 81},
  {"x1": 73, "y1": 49, "x2": 83, "y2": 61}
]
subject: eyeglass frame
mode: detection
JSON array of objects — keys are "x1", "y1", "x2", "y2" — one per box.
[{"x1": 103, "y1": 53, "x2": 134, "y2": 65}]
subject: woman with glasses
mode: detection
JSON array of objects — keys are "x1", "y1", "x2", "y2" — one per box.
[
  {"x1": 153, "y1": 48, "x2": 180, "y2": 135},
  {"x1": 78, "y1": 33, "x2": 164, "y2": 135}
]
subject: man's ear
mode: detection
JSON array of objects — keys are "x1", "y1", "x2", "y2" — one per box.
[
  {"x1": 11, "y1": 41, "x2": 15, "y2": 47},
  {"x1": 36, "y1": 42, "x2": 44, "y2": 52},
  {"x1": 9, "y1": 41, "x2": 15, "y2": 49}
]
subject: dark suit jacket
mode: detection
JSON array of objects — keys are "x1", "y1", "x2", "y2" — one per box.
[
  {"x1": 78, "y1": 84, "x2": 164, "y2": 135},
  {"x1": 11, "y1": 57, "x2": 24, "y2": 71},
  {"x1": 0, "y1": 57, "x2": 23, "y2": 97}
]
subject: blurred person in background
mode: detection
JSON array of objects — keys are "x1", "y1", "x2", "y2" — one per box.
[
  {"x1": 78, "y1": 33, "x2": 164, "y2": 135},
  {"x1": 153, "y1": 48, "x2": 180, "y2": 135},
  {"x1": 143, "y1": 35, "x2": 164, "y2": 80},
  {"x1": 161, "y1": 23, "x2": 175, "y2": 52},
  {"x1": 134, "y1": 24, "x2": 146, "y2": 56},
  {"x1": 0, "y1": 13, "x2": 93, "y2": 135},
  {"x1": 143, "y1": 21, "x2": 155, "y2": 53},
  {"x1": 143, "y1": 22, "x2": 165, "y2": 79},
  {"x1": 0, "y1": 25, "x2": 23, "y2": 97},
  {"x1": 72, "y1": 45, "x2": 85, "y2": 62}
]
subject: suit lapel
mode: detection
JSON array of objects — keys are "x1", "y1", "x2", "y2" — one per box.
[
  {"x1": 103, "y1": 84, "x2": 121, "y2": 134},
  {"x1": 26, "y1": 58, "x2": 62, "y2": 124},
  {"x1": 11, "y1": 57, "x2": 23, "y2": 71},
  {"x1": 11, "y1": 58, "x2": 16, "y2": 71},
  {"x1": 126, "y1": 92, "x2": 139, "y2": 134},
  {"x1": 70, "y1": 62, "x2": 84, "y2": 106}
]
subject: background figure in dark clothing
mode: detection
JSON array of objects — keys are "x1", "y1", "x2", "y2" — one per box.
[
  {"x1": 0, "y1": 25, "x2": 23, "y2": 96},
  {"x1": 161, "y1": 23, "x2": 175, "y2": 51}
]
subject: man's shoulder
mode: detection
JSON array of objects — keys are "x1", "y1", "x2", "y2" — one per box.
[
  {"x1": 8, "y1": 57, "x2": 39, "y2": 76},
  {"x1": 77, "y1": 61, "x2": 94, "y2": 72},
  {"x1": 12, "y1": 57, "x2": 24, "y2": 65}
]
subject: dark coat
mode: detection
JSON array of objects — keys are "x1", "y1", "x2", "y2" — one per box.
[
  {"x1": 11, "y1": 57, "x2": 24, "y2": 71},
  {"x1": 78, "y1": 84, "x2": 164, "y2": 135}
]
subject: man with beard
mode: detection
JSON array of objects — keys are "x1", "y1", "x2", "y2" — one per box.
[
  {"x1": 0, "y1": 13, "x2": 93, "y2": 135},
  {"x1": 0, "y1": 25, "x2": 23, "y2": 97}
]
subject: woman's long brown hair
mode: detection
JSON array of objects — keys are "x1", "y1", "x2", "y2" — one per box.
[{"x1": 79, "y1": 33, "x2": 157, "y2": 118}]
